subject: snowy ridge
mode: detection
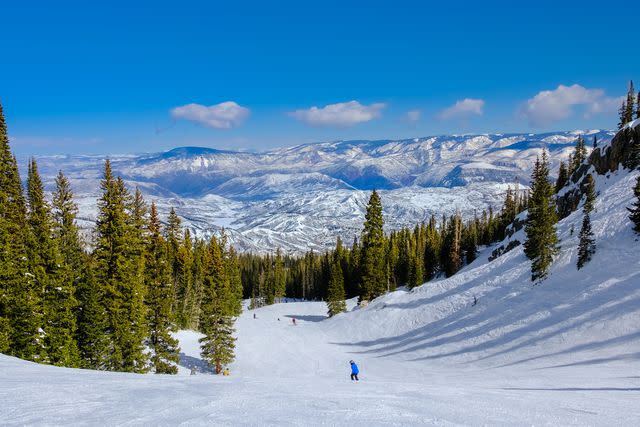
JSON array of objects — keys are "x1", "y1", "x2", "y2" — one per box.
[{"x1": 31, "y1": 130, "x2": 613, "y2": 254}]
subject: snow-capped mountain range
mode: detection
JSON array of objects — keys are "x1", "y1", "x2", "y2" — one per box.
[{"x1": 32, "y1": 130, "x2": 613, "y2": 253}]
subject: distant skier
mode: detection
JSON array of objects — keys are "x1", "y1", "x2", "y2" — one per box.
[
  {"x1": 349, "y1": 360, "x2": 359, "y2": 381},
  {"x1": 292, "y1": 317, "x2": 296, "y2": 325},
  {"x1": 222, "y1": 367, "x2": 230, "y2": 376},
  {"x1": 253, "y1": 313, "x2": 256, "y2": 319}
]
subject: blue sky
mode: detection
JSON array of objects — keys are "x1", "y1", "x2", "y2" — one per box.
[{"x1": 1, "y1": 0, "x2": 637, "y2": 155}]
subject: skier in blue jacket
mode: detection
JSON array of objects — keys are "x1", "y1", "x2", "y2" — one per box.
[{"x1": 349, "y1": 360, "x2": 359, "y2": 381}]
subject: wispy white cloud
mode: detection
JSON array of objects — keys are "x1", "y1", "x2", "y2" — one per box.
[
  {"x1": 439, "y1": 98, "x2": 485, "y2": 120},
  {"x1": 406, "y1": 110, "x2": 421, "y2": 123},
  {"x1": 289, "y1": 100, "x2": 385, "y2": 128},
  {"x1": 520, "y1": 84, "x2": 622, "y2": 127},
  {"x1": 171, "y1": 101, "x2": 250, "y2": 129}
]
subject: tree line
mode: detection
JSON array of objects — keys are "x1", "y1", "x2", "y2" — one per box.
[
  {"x1": 0, "y1": 103, "x2": 241, "y2": 374},
  {"x1": 241, "y1": 186, "x2": 529, "y2": 316}
]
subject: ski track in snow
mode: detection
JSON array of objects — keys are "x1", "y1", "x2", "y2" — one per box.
[{"x1": 2, "y1": 168, "x2": 640, "y2": 425}]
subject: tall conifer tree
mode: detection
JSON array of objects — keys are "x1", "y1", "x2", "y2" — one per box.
[
  {"x1": 145, "y1": 203, "x2": 180, "y2": 374},
  {"x1": 326, "y1": 261, "x2": 347, "y2": 317},
  {"x1": 75, "y1": 260, "x2": 109, "y2": 368},
  {"x1": 624, "y1": 81, "x2": 635, "y2": 124},
  {"x1": 577, "y1": 176, "x2": 596, "y2": 269},
  {"x1": 27, "y1": 159, "x2": 79, "y2": 366},
  {"x1": 359, "y1": 190, "x2": 386, "y2": 302},
  {"x1": 569, "y1": 136, "x2": 588, "y2": 176},
  {"x1": 52, "y1": 171, "x2": 109, "y2": 367},
  {"x1": 442, "y1": 213, "x2": 463, "y2": 277},
  {"x1": 583, "y1": 175, "x2": 596, "y2": 214},
  {"x1": 199, "y1": 236, "x2": 235, "y2": 374},
  {"x1": 524, "y1": 151, "x2": 560, "y2": 282},
  {"x1": 618, "y1": 101, "x2": 628, "y2": 130},
  {"x1": 273, "y1": 249, "x2": 286, "y2": 302},
  {"x1": 555, "y1": 161, "x2": 569, "y2": 194},
  {"x1": 0, "y1": 102, "x2": 34, "y2": 357},
  {"x1": 176, "y1": 229, "x2": 195, "y2": 329},
  {"x1": 94, "y1": 162, "x2": 148, "y2": 372}
]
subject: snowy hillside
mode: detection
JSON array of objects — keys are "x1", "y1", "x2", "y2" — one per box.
[
  {"x1": 2, "y1": 159, "x2": 639, "y2": 426},
  {"x1": 31, "y1": 130, "x2": 612, "y2": 253}
]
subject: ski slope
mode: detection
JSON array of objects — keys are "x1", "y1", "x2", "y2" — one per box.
[{"x1": 2, "y1": 168, "x2": 640, "y2": 425}]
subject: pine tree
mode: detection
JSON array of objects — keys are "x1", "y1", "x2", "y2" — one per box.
[
  {"x1": 583, "y1": 175, "x2": 596, "y2": 214},
  {"x1": 624, "y1": 81, "x2": 635, "y2": 124},
  {"x1": 569, "y1": 136, "x2": 587, "y2": 176},
  {"x1": 165, "y1": 208, "x2": 183, "y2": 320},
  {"x1": 555, "y1": 161, "x2": 569, "y2": 193},
  {"x1": 500, "y1": 187, "x2": 517, "y2": 233},
  {"x1": 625, "y1": 133, "x2": 640, "y2": 170},
  {"x1": 189, "y1": 237, "x2": 207, "y2": 324},
  {"x1": 628, "y1": 176, "x2": 640, "y2": 234},
  {"x1": 273, "y1": 248, "x2": 286, "y2": 302},
  {"x1": 423, "y1": 216, "x2": 440, "y2": 281},
  {"x1": 326, "y1": 261, "x2": 347, "y2": 317},
  {"x1": 359, "y1": 190, "x2": 386, "y2": 302},
  {"x1": 577, "y1": 212, "x2": 596, "y2": 270},
  {"x1": 637, "y1": 90, "x2": 640, "y2": 120},
  {"x1": 177, "y1": 229, "x2": 196, "y2": 329},
  {"x1": 199, "y1": 235, "x2": 235, "y2": 374},
  {"x1": 524, "y1": 151, "x2": 560, "y2": 282},
  {"x1": 75, "y1": 259, "x2": 109, "y2": 368},
  {"x1": 618, "y1": 101, "x2": 628, "y2": 130},
  {"x1": 442, "y1": 213, "x2": 463, "y2": 277},
  {"x1": 52, "y1": 171, "x2": 84, "y2": 276},
  {"x1": 94, "y1": 161, "x2": 148, "y2": 372},
  {"x1": 396, "y1": 232, "x2": 410, "y2": 286},
  {"x1": 463, "y1": 221, "x2": 478, "y2": 265},
  {"x1": 407, "y1": 240, "x2": 424, "y2": 288},
  {"x1": 225, "y1": 246, "x2": 243, "y2": 318},
  {"x1": 145, "y1": 203, "x2": 180, "y2": 374},
  {"x1": 27, "y1": 159, "x2": 79, "y2": 366},
  {"x1": 577, "y1": 170, "x2": 597, "y2": 270},
  {"x1": 0, "y1": 101, "x2": 34, "y2": 357},
  {"x1": 593, "y1": 135, "x2": 598, "y2": 149}
]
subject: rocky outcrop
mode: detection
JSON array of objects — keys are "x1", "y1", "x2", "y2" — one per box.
[
  {"x1": 489, "y1": 122, "x2": 639, "y2": 262},
  {"x1": 590, "y1": 122, "x2": 640, "y2": 174},
  {"x1": 557, "y1": 122, "x2": 640, "y2": 218}
]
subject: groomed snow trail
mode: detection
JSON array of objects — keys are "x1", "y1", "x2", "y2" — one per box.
[{"x1": 2, "y1": 168, "x2": 640, "y2": 425}]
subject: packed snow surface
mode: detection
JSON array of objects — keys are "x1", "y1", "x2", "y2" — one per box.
[{"x1": 2, "y1": 168, "x2": 640, "y2": 426}]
